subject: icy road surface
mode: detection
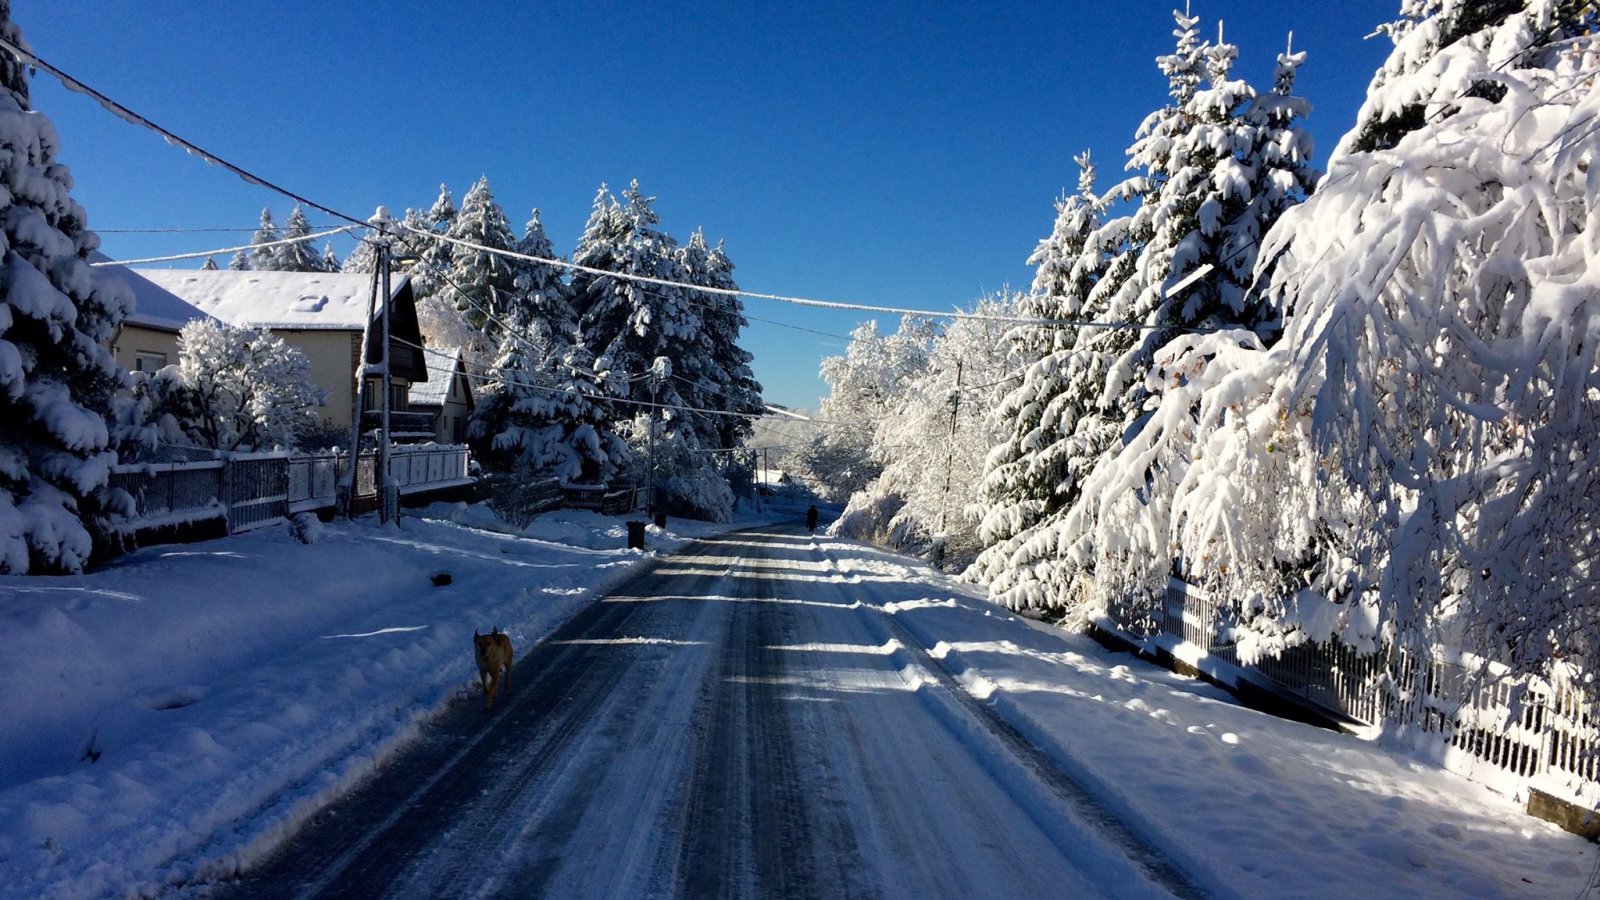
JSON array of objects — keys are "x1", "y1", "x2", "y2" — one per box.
[{"x1": 225, "y1": 527, "x2": 1195, "y2": 899}]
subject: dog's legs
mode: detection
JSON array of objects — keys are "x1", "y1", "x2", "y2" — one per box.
[{"x1": 480, "y1": 669, "x2": 492, "y2": 709}]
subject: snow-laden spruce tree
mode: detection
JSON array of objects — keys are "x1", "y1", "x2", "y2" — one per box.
[
  {"x1": 444, "y1": 176, "x2": 520, "y2": 368},
  {"x1": 969, "y1": 152, "x2": 1114, "y2": 597},
  {"x1": 513, "y1": 208, "x2": 574, "y2": 333},
  {"x1": 319, "y1": 243, "x2": 339, "y2": 273},
  {"x1": 247, "y1": 208, "x2": 280, "y2": 271},
  {"x1": 470, "y1": 207, "x2": 631, "y2": 483},
  {"x1": 1045, "y1": 21, "x2": 1320, "y2": 618},
  {"x1": 0, "y1": 0, "x2": 134, "y2": 573},
  {"x1": 469, "y1": 321, "x2": 627, "y2": 483},
  {"x1": 142, "y1": 319, "x2": 325, "y2": 452},
  {"x1": 201, "y1": 256, "x2": 219, "y2": 271},
  {"x1": 973, "y1": 8, "x2": 1316, "y2": 615},
  {"x1": 1166, "y1": 0, "x2": 1600, "y2": 678},
  {"x1": 834, "y1": 292, "x2": 1020, "y2": 568},
  {"x1": 571, "y1": 182, "x2": 736, "y2": 517},
  {"x1": 227, "y1": 248, "x2": 250, "y2": 271},
  {"x1": 678, "y1": 230, "x2": 764, "y2": 450},
  {"x1": 406, "y1": 185, "x2": 465, "y2": 350},
  {"x1": 273, "y1": 204, "x2": 325, "y2": 272},
  {"x1": 796, "y1": 316, "x2": 936, "y2": 504}
]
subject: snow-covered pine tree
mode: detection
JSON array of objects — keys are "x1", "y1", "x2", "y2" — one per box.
[
  {"x1": 270, "y1": 204, "x2": 322, "y2": 272},
  {"x1": 1169, "y1": 0, "x2": 1600, "y2": 679},
  {"x1": 247, "y1": 208, "x2": 280, "y2": 270},
  {"x1": 471, "y1": 206, "x2": 623, "y2": 482},
  {"x1": 969, "y1": 152, "x2": 1113, "y2": 599},
  {"x1": 974, "y1": 8, "x2": 1317, "y2": 616},
  {"x1": 679, "y1": 231, "x2": 764, "y2": 450},
  {"x1": 407, "y1": 184, "x2": 476, "y2": 362},
  {"x1": 340, "y1": 238, "x2": 375, "y2": 274},
  {"x1": 319, "y1": 242, "x2": 339, "y2": 273},
  {"x1": 1048, "y1": 16, "x2": 1321, "y2": 614},
  {"x1": 571, "y1": 182, "x2": 729, "y2": 515},
  {"x1": 512, "y1": 208, "x2": 574, "y2": 333},
  {"x1": 445, "y1": 176, "x2": 520, "y2": 358},
  {"x1": 228, "y1": 248, "x2": 250, "y2": 271},
  {"x1": 0, "y1": 0, "x2": 135, "y2": 573},
  {"x1": 968, "y1": 9, "x2": 1210, "y2": 610},
  {"x1": 470, "y1": 324, "x2": 628, "y2": 483},
  {"x1": 201, "y1": 256, "x2": 219, "y2": 271}
]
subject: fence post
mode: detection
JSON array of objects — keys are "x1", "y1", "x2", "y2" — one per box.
[{"x1": 219, "y1": 454, "x2": 233, "y2": 533}]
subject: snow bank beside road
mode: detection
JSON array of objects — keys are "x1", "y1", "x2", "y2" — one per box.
[
  {"x1": 809, "y1": 537, "x2": 1597, "y2": 900},
  {"x1": 0, "y1": 506, "x2": 710, "y2": 899}
]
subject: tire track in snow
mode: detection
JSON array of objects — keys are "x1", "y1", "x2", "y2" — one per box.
[{"x1": 858, "y1": 583, "x2": 1208, "y2": 900}]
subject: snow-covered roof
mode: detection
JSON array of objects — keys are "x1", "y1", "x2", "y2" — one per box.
[
  {"x1": 409, "y1": 345, "x2": 462, "y2": 407},
  {"x1": 129, "y1": 268, "x2": 402, "y2": 331},
  {"x1": 89, "y1": 253, "x2": 213, "y2": 332}
]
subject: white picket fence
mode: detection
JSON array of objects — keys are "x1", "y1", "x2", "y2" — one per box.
[{"x1": 1121, "y1": 579, "x2": 1600, "y2": 809}]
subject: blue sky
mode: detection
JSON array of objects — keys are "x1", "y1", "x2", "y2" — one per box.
[{"x1": 23, "y1": 1, "x2": 1399, "y2": 409}]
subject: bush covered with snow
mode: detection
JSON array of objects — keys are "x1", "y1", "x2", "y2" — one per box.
[{"x1": 287, "y1": 511, "x2": 322, "y2": 544}]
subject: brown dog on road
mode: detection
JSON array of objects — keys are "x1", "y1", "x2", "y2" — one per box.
[{"x1": 474, "y1": 627, "x2": 514, "y2": 709}]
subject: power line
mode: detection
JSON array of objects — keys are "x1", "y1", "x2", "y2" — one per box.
[
  {"x1": 0, "y1": 36, "x2": 371, "y2": 229},
  {"x1": 409, "y1": 224, "x2": 1226, "y2": 334},
  {"x1": 91, "y1": 225, "x2": 354, "y2": 267},
  {"x1": 97, "y1": 224, "x2": 348, "y2": 234}
]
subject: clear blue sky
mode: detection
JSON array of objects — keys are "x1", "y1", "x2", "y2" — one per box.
[{"x1": 22, "y1": 1, "x2": 1399, "y2": 409}]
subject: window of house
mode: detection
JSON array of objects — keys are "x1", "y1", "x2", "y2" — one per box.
[{"x1": 134, "y1": 351, "x2": 167, "y2": 373}]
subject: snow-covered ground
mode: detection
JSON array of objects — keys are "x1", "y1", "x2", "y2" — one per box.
[{"x1": 0, "y1": 503, "x2": 1592, "y2": 898}]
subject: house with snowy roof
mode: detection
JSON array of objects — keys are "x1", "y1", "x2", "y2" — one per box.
[
  {"x1": 408, "y1": 345, "x2": 474, "y2": 444},
  {"x1": 129, "y1": 268, "x2": 431, "y2": 438},
  {"x1": 95, "y1": 254, "x2": 216, "y2": 376}
]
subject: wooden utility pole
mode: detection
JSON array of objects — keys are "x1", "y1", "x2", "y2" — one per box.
[{"x1": 376, "y1": 208, "x2": 396, "y2": 525}]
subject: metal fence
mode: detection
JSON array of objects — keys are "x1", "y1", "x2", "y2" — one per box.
[
  {"x1": 562, "y1": 483, "x2": 638, "y2": 516},
  {"x1": 1137, "y1": 579, "x2": 1600, "y2": 806},
  {"x1": 111, "y1": 445, "x2": 472, "y2": 535}
]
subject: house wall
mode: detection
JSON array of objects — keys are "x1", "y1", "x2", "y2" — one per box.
[
  {"x1": 111, "y1": 324, "x2": 182, "y2": 375},
  {"x1": 277, "y1": 330, "x2": 362, "y2": 430}
]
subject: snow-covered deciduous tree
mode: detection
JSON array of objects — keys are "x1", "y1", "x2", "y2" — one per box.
[
  {"x1": 1164, "y1": 1, "x2": 1600, "y2": 679},
  {"x1": 0, "y1": 0, "x2": 133, "y2": 573},
  {"x1": 833, "y1": 293, "x2": 1021, "y2": 569},
  {"x1": 796, "y1": 316, "x2": 936, "y2": 503},
  {"x1": 156, "y1": 319, "x2": 325, "y2": 452}
]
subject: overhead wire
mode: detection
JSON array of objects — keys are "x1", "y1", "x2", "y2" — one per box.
[
  {"x1": 407, "y1": 224, "x2": 1231, "y2": 334},
  {"x1": 90, "y1": 225, "x2": 355, "y2": 267},
  {"x1": 0, "y1": 36, "x2": 372, "y2": 229}
]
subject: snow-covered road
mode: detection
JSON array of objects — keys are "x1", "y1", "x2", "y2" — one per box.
[
  {"x1": 4, "y1": 508, "x2": 1589, "y2": 898},
  {"x1": 227, "y1": 527, "x2": 1188, "y2": 899}
]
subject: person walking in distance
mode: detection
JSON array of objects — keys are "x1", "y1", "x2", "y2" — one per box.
[{"x1": 806, "y1": 504, "x2": 819, "y2": 534}]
